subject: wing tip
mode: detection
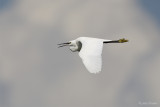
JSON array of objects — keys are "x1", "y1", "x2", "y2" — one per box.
[{"x1": 89, "y1": 70, "x2": 101, "y2": 74}]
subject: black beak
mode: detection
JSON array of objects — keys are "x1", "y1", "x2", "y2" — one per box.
[{"x1": 57, "y1": 42, "x2": 70, "y2": 48}]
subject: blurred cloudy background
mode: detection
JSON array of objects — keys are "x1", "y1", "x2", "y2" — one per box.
[{"x1": 0, "y1": 0, "x2": 160, "y2": 107}]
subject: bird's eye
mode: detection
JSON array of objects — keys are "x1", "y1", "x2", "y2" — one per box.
[{"x1": 69, "y1": 42, "x2": 71, "y2": 44}]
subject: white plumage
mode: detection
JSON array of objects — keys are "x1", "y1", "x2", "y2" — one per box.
[
  {"x1": 78, "y1": 37, "x2": 105, "y2": 73},
  {"x1": 58, "y1": 37, "x2": 128, "y2": 74}
]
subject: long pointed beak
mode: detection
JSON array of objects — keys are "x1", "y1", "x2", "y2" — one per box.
[{"x1": 57, "y1": 42, "x2": 70, "y2": 48}]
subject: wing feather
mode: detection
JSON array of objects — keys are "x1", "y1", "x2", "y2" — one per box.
[{"x1": 78, "y1": 37, "x2": 104, "y2": 73}]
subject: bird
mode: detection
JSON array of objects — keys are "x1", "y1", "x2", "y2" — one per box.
[{"x1": 58, "y1": 37, "x2": 128, "y2": 74}]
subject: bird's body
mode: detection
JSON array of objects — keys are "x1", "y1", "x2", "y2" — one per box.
[{"x1": 58, "y1": 37, "x2": 128, "y2": 74}]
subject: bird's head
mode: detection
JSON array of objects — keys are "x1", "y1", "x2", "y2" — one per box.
[{"x1": 58, "y1": 40, "x2": 81, "y2": 52}]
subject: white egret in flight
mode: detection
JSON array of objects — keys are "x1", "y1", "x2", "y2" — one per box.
[{"x1": 58, "y1": 37, "x2": 128, "y2": 74}]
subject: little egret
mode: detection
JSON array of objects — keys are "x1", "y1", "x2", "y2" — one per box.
[{"x1": 58, "y1": 37, "x2": 128, "y2": 73}]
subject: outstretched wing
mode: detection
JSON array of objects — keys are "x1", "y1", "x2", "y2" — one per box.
[{"x1": 78, "y1": 38, "x2": 104, "y2": 73}]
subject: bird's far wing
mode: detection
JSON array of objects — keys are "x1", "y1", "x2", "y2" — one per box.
[{"x1": 78, "y1": 38, "x2": 104, "y2": 73}]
